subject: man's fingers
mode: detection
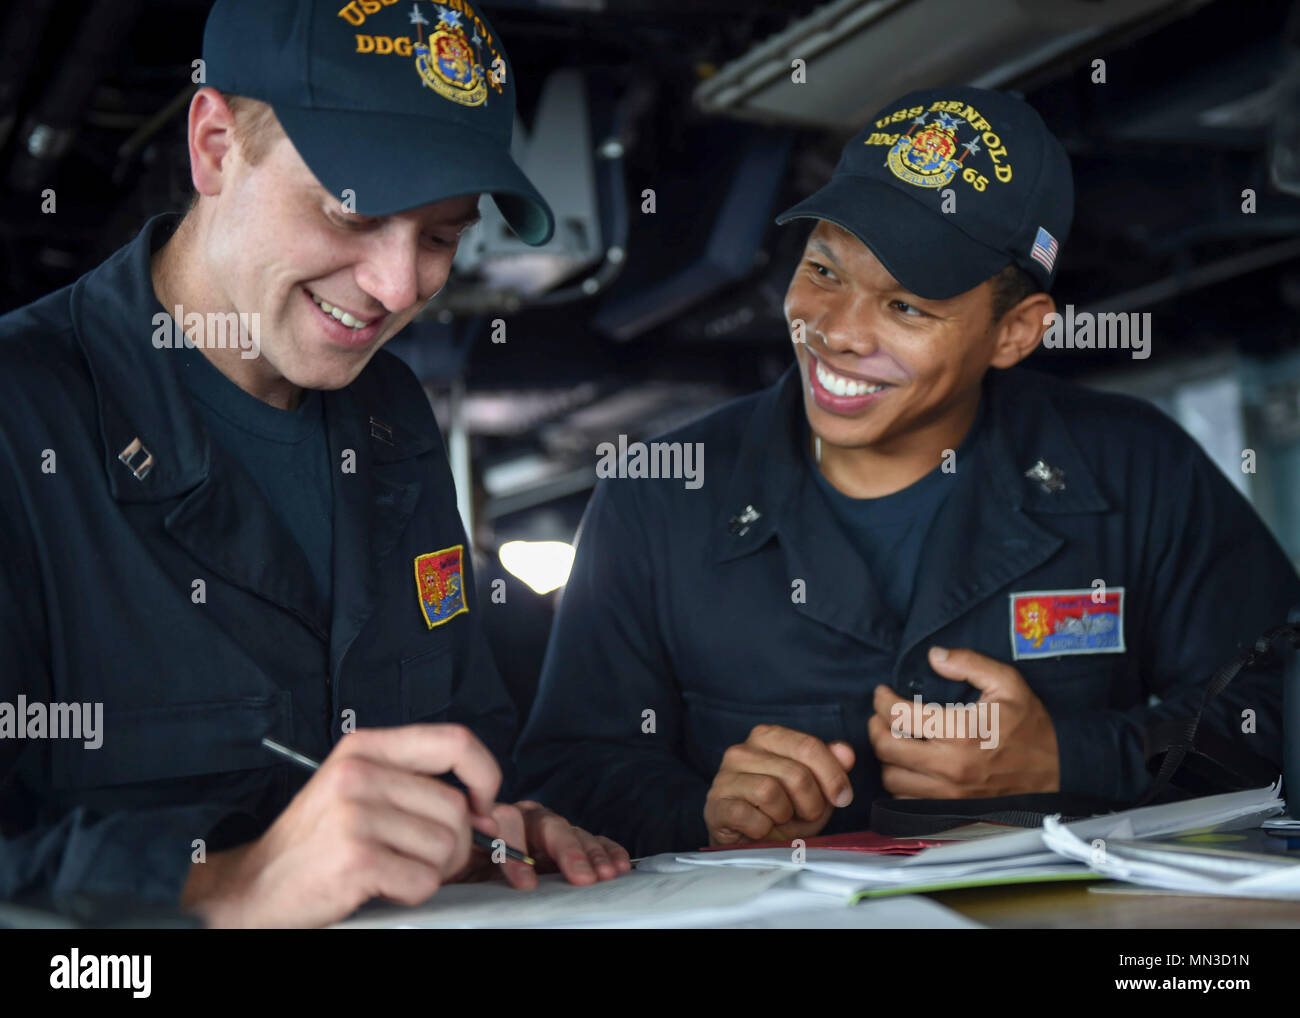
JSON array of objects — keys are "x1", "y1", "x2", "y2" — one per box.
[
  {"x1": 488, "y1": 802, "x2": 537, "y2": 890},
  {"x1": 706, "y1": 795, "x2": 779, "y2": 844},
  {"x1": 870, "y1": 714, "x2": 983, "y2": 789},
  {"x1": 869, "y1": 712, "x2": 922, "y2": 764},
  {"x1": 869, "y1": 713, "x2": 958, "y2": 770},
  {"x1": 881, "y1": 763, "x2": 960, "y2": 800},
  {"x1": 828, "y1": 740, "x2": 856, "y2": 772},
  {"x1": 331, "y1": 724, "x2": 502, "y2": 816},
  {"x1": 595, "y1": 835, "x2": 634, "y2": 873},
  {"x1": 769, "y1": 800, "x2": 834, "y2": 843},
  {"x1": 329, "y1": 754, "x2": 474, "y2": 828},
  {"x1": 524, "y1": 810, "x2": 593, "y2": 882},
  {"x1": 719, "y1": 745, "x2": 835, "y2": 821},
  {"x1": 873, "y1": 685, "x2": 924, "y2": 738},
  {"x1": 869, "y1": 700, "x2": 987, "y2": 751},
  {"x1": 512, "y1": 805, "x2": 630, "y2": 885},
  {"x1": 714, "y1": 769, "x2": 804, "y2": 827},
  {"x1": 341, "y1": 802, "x2": 473, "y2": 882},
  {"x1": 704, "y1": 726, "x2": 856, "y2": 846},
  {"x1": 927, "y1": 646, "x2": 1022, "y2": 699},
  {"x1": 368, "y1": 850, "x2": 449, "y2": 908},
  {"x1": 743, "y1": 725, "x2": 853, "y2": 808},
  {"x1": 571, "y1": 828, "x2": 622, "y2": 880}
]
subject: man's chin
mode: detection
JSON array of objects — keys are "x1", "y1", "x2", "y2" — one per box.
[
  {"x1": 286, "y1": 369, "x2": 366, "y2": 392},
  {"x1": 807, "y1": 409, "x2": 895, "y2": 453},
  {"x1": 282, "y1": 346, "x2": 382, "y2": 392}
]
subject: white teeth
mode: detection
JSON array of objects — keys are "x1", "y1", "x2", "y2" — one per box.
[
  {"x1": 310, "y1": 292, "x2": 366, "y2": 330},
  {"x1": 815, "y1": 359, "x2": 886, "y2": 397}
]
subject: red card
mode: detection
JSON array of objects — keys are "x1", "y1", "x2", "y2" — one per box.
[{"x1": 700, "y1": 830, "x2": 947, "y2": 855}]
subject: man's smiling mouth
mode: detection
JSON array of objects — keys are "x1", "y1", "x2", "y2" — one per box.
[
  {"x1": 807, "y1": 350, "x2": 896, "y2": 396},
  {"x1": 306, "y1": 288, "x2": 379, "y2": 331}
]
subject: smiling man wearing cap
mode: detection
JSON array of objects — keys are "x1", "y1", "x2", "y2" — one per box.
[
  {"x1": 516, "y1": 86, "x2": 1300, "y2": 856},
  {"x1": 0, "y1": 0, "x2": 629, "y2": 928}
]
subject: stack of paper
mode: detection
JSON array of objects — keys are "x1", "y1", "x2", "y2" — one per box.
[
  {"x1": 331, "y1": 865, "x2": 981, "y2": 929},
  {"x1": 1042, "y1": 813, "x2": 1300, "y2": 899},
  {"x1": 638, "y1": 844, "x2": 1089, "y2": 898},
  {"x1": 645, "y1": 783, "x2": 1285, "y2": 900},
  {"x1": 329, "y1": 784, "x2": 1284, "y2": 926}
]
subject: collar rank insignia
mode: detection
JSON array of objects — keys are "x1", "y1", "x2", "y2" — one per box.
[
  {"x1": 728, "y1": 504, "x2": 762, "y2": 536},
  {"x1": 1024, "y1": 459, "x2": 1066, "y2": 494},
  {"x1": 414, "y1": 545, "x2": 469, "y2": 629},
  {"x1": 369, "y1": 416, "x2": 394, "y2": 446}
]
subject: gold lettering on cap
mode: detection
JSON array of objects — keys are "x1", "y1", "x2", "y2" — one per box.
[
  {"x1": 354, "y1": 34, "x2": 414, "y2": 57},
  {"x1": 338, "y1": 0, "x2": 399, "y2": 27}
]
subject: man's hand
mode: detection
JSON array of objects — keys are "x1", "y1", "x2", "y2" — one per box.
[
  {"x1": 451, "y1": 800, "x2": 632, "y2": 889},
  {"x1": 181, "y1": 724, "x2": 504, "y2": 928},
  {"x1": 704, "y1": 724, "x2": 856, "y2": 846},
  {"x1": 868, "y1": 646, "x2": 1060, "y2": 798}
]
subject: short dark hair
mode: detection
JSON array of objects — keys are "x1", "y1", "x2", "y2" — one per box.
[{"x1": 989, "y1": 262, "x2": 1039, "y2": 321}]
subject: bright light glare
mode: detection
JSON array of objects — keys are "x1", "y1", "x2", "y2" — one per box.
[{"x1": 498, "y1": 540, "x2": 576, "y2": 595}]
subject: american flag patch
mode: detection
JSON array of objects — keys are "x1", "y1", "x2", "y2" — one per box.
[{"x1": 1029, "y1": 226, "x2": 1059, "y2": 273}]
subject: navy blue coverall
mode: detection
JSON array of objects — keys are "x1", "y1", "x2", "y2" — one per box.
[
  {"x1": 516, "y1": 362, "x2": 1300, "y2": 857},
  {"x1": 0, "y1": 214, "x2": 515, "y2": 905}
]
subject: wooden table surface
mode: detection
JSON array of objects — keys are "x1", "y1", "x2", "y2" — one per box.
[{"x1": 929, "y1": 879, "x2": 1300, "y2": 928}]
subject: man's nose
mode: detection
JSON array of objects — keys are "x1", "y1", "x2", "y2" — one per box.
[
  {"x1": 355, "y1": 223, "x2": 424, "y2": 313},
  {"x1": 814, "y1": 297, "x2": 881, "y2": 355}
]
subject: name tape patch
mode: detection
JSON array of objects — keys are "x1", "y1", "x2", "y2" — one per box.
[{"x1": 1009, "y1": 587, "x2": 1124, "y2": 660}]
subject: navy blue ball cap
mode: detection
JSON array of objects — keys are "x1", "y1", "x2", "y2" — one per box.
[
  {"x1": 776, "y1": 86, "x2": 1073, "y2": 300},
  {"x1": 202, "y1": 0, "x2": 554, "y2": 246}
]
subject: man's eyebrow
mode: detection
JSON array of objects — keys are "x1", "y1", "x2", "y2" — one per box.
[
  {"x1": 325, "y1": 195, "x2": 482, "y2": 231},
  {"x1": 418, "y1": 210, "x2": 481, "y2": 233},
  {"x1": 441, "y1": 212, "x2": 482, "y2": 230},
  {"x1": 807, "y1": 237, "x2": 842, "y2": 269}
]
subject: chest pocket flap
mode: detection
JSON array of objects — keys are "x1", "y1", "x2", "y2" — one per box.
[
  {"x1": 51, "y1": 692, "x2": 291, "y2": 789},
  {"x1": 682, "y1": 691, "x2": 848, "y2": 778}
]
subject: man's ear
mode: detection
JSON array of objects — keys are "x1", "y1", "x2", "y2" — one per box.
[
  {"x1": 988, "y1": 292, "x2": 1055, "y2": 369},
  {"x1": 187, "y1": 87, "x2": 238, "y2": 200}
]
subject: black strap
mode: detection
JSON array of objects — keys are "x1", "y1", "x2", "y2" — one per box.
[
  {"x1": 870, "y1": 794, "x2": 1119, "y2": 837},
  {"x1": 1134, "y1": 621, "x2": 1300, "y2": 806}
]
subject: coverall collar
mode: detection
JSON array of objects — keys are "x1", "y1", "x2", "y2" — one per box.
[
  {"x1": 68, "y1": 212, "x2": 439, "y2": 655},
  {"x1": 713, "y1": 360, "x2": 1109, "y2": 653},
  {"x1": 69, "y1": 211, "x2": 438, "y2": 503}
]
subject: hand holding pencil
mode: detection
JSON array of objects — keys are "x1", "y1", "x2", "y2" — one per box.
[{"x1": 181, "y1": 724, "x2": 633, "y2": 928}]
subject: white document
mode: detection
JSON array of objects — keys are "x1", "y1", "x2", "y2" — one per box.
[
  {"x1": 332, "y1": 866, "x2": 983, "y2": 929},
  {"x1": 892, "y1": 781, "x2": 1284, "y2": 869},
  {"x1": 1042, "y1": 815, "x2": 1300, "y2": 900},
  {"x1": 647, "y1": 847, "x2": 1086, "y2": 893},
  {"x1": 330, "y1": 865, "x2": 791, "y2": 929},
  {"x1": 335, "y1": 786, "x2": 1287, "y2": 926},
  {"x1": 553, "y1": 884, "x2": 984, "y2": 929},
  {"x1": 653, "y1": 783, "x2": 1284, "y2": 894}
]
